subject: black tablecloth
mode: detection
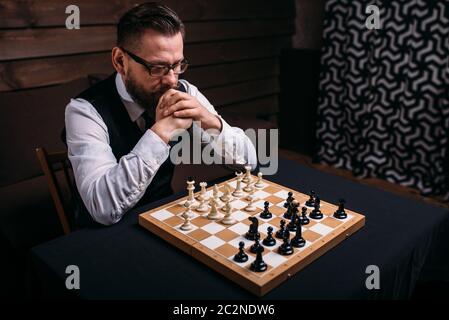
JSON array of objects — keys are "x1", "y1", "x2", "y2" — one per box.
[{"x1": 29, "y1": 158, "x2": 449, "y2": 299}]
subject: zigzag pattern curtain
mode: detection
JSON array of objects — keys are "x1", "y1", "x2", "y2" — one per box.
[{"x1": 316, "y1": 0, "x2": 449, "y2": 198}]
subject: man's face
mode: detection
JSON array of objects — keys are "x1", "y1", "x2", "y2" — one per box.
[{"x1": 123, "y1": 29, "x2": 184, "y2": 111}]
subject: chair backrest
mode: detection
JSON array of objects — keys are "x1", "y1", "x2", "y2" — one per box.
[{"x1": 35, "y1": 147, "x2": 75, "y2": 235}]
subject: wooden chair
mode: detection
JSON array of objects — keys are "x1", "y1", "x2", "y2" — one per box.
[{"x1": 35, "y1": 147, "x2": 75, "y2": 235}]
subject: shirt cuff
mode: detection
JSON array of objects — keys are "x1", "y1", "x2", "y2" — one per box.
[{"x1": 131, "y1": 129, "x2": 170, "y2": 168}]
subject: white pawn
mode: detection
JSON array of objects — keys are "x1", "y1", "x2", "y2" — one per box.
[
  {"x1": 243, "y1": 180, "x2": 253, "y2": 193},
  {"x1": 180, "y1": 206, "x2": 193, "y2": 230},
  {"x1": 232, "y1": 172, "x2": 244, "y2": 197},
  {"x1": 221, "y1": 200, "x2": 236, "y2": 225},
  {"x1": 196, "y1": 197, "x2": 209, "y2": 213},
  {"x1": 207, "y1": 198, "x2": 222, "y2": 220},
  {"x1": 255, "y1": 172, "x2": 264, "y2": 189},
  {"x1": 244, "y1": 194, "x2": 257, "y2": 212},
  {"x1": 220, "y1": 183, "x2": 232, "y2": 203},
  {"x1": 213, "y1": 184, "x2": 223, "y2": 208}
]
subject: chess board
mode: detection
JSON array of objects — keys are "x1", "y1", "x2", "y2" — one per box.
[{"x1": 139, "y1": 175, "x2": 365, "y2": 296}]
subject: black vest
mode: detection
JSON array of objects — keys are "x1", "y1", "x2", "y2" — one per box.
[{"x1": 63, "y1": 73, "x2": 185, "y2": 226}]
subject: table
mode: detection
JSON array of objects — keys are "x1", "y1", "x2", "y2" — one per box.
[{"x1": 29, "y1": 158, "x2": 449, "y2": 299}]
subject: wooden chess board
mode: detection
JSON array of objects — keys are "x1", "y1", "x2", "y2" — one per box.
[{"x1": 139, "y1": 175, "x2": 365, "y2": 296}]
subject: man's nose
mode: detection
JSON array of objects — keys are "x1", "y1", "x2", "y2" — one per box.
[{"x1": 161, "y1": 69, "x2": 178, "y2": 87}]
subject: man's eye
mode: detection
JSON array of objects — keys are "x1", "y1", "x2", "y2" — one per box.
[{"x1": 151, "y1": 66, "x2": 166, "y2": 73}]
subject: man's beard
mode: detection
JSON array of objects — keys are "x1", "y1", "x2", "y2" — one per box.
[{"x1": 124, "y1": 74, "x2": 174, "y2": 115}]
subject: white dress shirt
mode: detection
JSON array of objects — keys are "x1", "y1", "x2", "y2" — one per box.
[{"x1": 65, "y1": 73, "x2": 257, "y2": 225}]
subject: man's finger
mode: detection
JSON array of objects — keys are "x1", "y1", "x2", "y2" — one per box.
[{"x1": 163, "y1": 100, "x2": 196, "y2": 116}]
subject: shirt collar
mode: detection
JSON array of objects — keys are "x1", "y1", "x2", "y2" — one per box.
[{"x1": 115, "y1": 73, "x2": 146, "y2": 122}]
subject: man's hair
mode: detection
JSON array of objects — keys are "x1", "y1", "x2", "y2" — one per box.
[{"x1": 117, "y1": 2, "x2": 185, "y2": 51}]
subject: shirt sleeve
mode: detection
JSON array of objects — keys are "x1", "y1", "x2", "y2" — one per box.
[
  {"x1": 65, "y1": 98, "x2": 169, "y2": 225},
  {"x1": 180, "y1": 80, "x2": 258, "y2": 171}
]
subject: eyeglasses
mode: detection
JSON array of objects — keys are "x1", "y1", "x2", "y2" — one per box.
[{"x1": 120, "y1": 47, "x2": 189, "y2": 77}]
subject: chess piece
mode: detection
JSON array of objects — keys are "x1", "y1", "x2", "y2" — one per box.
[
  {"x1": 305, "y1": 190, "x2": 316, "y2": 207},
  {"x1": 283, "y1": 192, "x2": 294, "y2": 219},
  {"x1": 287, "y1": 200, "x2": 299, "y2": 232},
  {"x1": 254, "y1": 172, "x2": 264, "y2": 189},
  {"x1": 278, "y1": 234, "x2": 294, "y2": 255},
  {"x1": 333, "y1": 199, "x2": 347, "y2": 219},
  {"x1": 275, "y1": 220, "x2": 290, "y2": 239},
  {"x1": 262, "y1": 226, "x2": 276, "y2": 246},
  {"x1": 243, "y1": 180, "x2": 253, "y2": 193},
  {"x1": 260, "y1": 201, "x2": 272, "y2": 219},
  {"x1": 232, "y1": 172, "x2": 244, "y2": 197},
  {"x1": 250, "y1": 234, "x2": 264, "y2": 254},
  {"x1": 207, "y1": 198, "x2": 222, "y2": 220},
  {"x1": 180, "y1": 206, "x2": 193, "y2": 231},
  {"x1": 244, "y1": 192, "x2": 257, "y2": 212},
  {"x1": 213, "y1": 184, "x2": 223, "y2": 208},
  {"x1": 184, "y1": 177, "x2": 197, "y2": 207},
  {"x1": 221, "y1": 200, "x2": 236, "y2": 225},
  {"x1": 196, "y1": 182, "x2": 209, "y2": 201},
  {"x1": 245, "y1": 216, "x2": 260, "y2": 240},
  {"x1": 250, "y1": 246, "x2": 267, "y2": 272},
  {"x1": 220, "y1": 183, "x2": 232, "y2": 203},
  {"x1": 291, "y1": 220, "x2": 306, "y2": 248},
  {"x1": 242, "y1": 165, "x2": 252, "y2": 184},
  {"x1": 299, "y1": 207, "x2": 310, "y2": 225},
  {"x1": 233, "y1": 241, "x2": 249, "y2": 263},
  {"x1": 309, "y1": 201, "x2": 323, "y2": 220}
]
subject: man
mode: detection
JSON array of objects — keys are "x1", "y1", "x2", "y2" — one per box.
[{"x1": 65, "y1": 2, "x2": 257, "y2": 226}]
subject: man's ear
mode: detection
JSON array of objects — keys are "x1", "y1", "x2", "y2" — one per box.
[{"x1": 112, "y1": 47, "x2": 127, "y2": 76}]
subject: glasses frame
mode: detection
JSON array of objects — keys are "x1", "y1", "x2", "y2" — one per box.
[{"x1": 120, "y1": 47, "x2": 189, "y2": 77}]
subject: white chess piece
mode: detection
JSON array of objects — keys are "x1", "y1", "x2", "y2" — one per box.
[
  {"x1": 196, "y1": 197, "x2": 209, "y2": 213},
  {"x1": 196, "y1": 182, "x2": 209, "y2": 201},
  {"x1": 220, "y1": 183, "x2": 232, "y2": 203},
  {"x1": 242, "y1": 165, "x2": 252, "y2": 184},
  {"x1": 244, "y1": 193, "x2": 257, "y2": 212},
  {"x1": 184, "y1": 179, "x2": 197, "y2": 207},
  {"x1": 207, "y1": 198, "x2": 222, "y2": 220},
  {"x1": 255, "y1": 172, "x2": 264, "y2": 189},
  {"x1": 221, "y1": 200, "x2": 236, "y2": 225},
  {"x1": 213, "y1": 184, "x2": 223, "y2": 208},
  {"x1": 232, "y1": 172, "x2": 244, "y2": 197},
  {"x1": 180, "y1": 206, "x2": 193, "y2": 230},
  {"x1": 243, "y1": 180, "x2": 253, "y2": 193}
]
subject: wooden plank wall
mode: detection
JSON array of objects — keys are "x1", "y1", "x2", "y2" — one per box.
[{"x1": 0, "y1": 0, "x2": 295, "y2": 123}]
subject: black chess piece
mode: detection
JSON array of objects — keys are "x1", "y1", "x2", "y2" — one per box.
[
  {"x1": 315, "y1": 196, "x2": 321, "y2": 208},
  {"x1": 262, "y1": 226, "x2": 276, "y2": 246},
  {"x1": 275, "y1": 220, "x2": 290, "y2": 239},
  {"x1": 291, "y1": 221, "x2": 306, "y2": 248},
  {"x1": 333, "y1": 199, "x2": 347, "y2": 219},
  {"x1": 250, "y1": 233, "x2": 264, "y2": 253},
  {"x1": 250, "y1": 246, "x2": 267, "y2": 272},
  {"x1": 300, "y1": 207, "x2": 310, "y2": 225},
  {"x1": 278, "y1": 234, "x2": 294, "y2": 255},
  {"x1": 287, "y1": 201, "x2": 299, "y2": 232},
  {"x1": 309, "y1": 202, "x2": 323, "y2": 220},
  {"x1": 233, "y1": 241, "x2": 249, "y2": 263},
  {"x1": 305, "y1": 190, "x2": 316, "y2": 207},
  {"x1": 283, "y1": 192, "x2": 294, "y2": 208},
  {"x1": 260, "y1": 201, "x2": 272, "y2": 219},
  {"x1": 245, "y1": 216, "x2": 260, "y2": 240}
]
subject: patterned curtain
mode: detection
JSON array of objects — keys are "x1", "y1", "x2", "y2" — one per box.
[{"x1": 316, "y1": 0, "x2": 449, "y2": 198}]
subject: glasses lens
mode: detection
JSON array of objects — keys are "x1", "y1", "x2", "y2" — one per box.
[{"x1": 150, "y1": 66, "x2": 167, "y2": 77}]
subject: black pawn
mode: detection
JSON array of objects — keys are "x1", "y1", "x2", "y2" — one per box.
[
  {"x1": 250, "y1": 234, "x2": 264, "y2": 254},
  {"x1": 333, "y1": 199, "x2": 347, "y2": 219},
  {"x1": 291, "y1": 221, "x2": 306, "y2": 248},
  {"x1": 260, "y1": 201, "x2": 272, "y2": 219},
  {"x1": 310, "y1": 202, "x2": 323, "y2": 220},
  {"x1": 305, "y1": 190, "x2": 316, "y2": 207},
  {"x1": 278, "y1": 234, "x2": 294, "y2": 255},
  {"x1": 287, "y1": 202, "x2": 299, "y2": 232},
  {"x1": 250, "y1": 246, "x2": 267, "y2": 272},
  {"x1": 262, "y1": 226, "x2": 276, "y2": 246},
  {"x1": 300, "y1": 207, "x2": 310, "y2": 225},
  {"x1": 233, "y1": 241, "x2": 248, "y2": 263},
  {"x1": 283, "y1": 191, "x2": 294, "y2": 208},
  {"x1": 275, "y1": 220, "x2": 289, "y2": 239}
]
